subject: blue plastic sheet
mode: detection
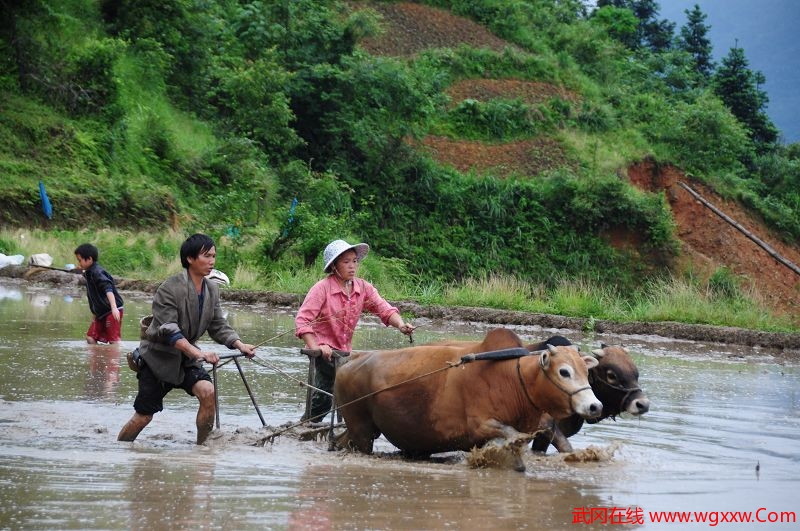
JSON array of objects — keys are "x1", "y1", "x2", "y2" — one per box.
[{"x1": 39, "y1": 181, "x2": 52, "y2": 219}]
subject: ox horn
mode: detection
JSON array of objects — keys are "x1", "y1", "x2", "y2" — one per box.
[{"x1": 591, "y1": 348, "x2": 606, "y2": 358}]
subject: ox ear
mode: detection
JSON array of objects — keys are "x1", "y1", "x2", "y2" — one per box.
[
  {"x1": 540, "y1": 350, "x2": 551, "y2": 370},
  {"x1": 591, "y1": 348, "x2": 606, "y2": 358},
  {"x1": 582, "y1": 355, "x2": 599, "y2": 370}
]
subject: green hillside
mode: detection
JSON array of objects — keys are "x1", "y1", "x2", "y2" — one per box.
[{"x1": 2, "y1": 0, "x2": 798, "y2": 328}]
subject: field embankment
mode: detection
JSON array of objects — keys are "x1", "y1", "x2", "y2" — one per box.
[{"x1": 3, "y1": 265, "x2": 799, "y2": 350}]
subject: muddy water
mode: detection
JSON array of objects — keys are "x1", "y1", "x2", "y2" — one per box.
[{"x1": 0, "y1": 278, "x2": 798, "y2": 530}]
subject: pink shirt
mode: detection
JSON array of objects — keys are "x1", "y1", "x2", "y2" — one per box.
[{"x1": 295, "y1": 275, "x2": 399, "y2": 351}]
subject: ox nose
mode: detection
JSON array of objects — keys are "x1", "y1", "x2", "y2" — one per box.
[
  {"x1": 587, "y1": 400, "x2": 602, "y2": 419},
  {"x1": 631, "y1": 397, "x2": 650, "y2": 415},
  {"x1": 575, "y1": 394, "x2": 603, "y2": 419}
]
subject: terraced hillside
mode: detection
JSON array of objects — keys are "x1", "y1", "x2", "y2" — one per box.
[{"x1": 355, "y1": 1, "x2": 800, "y2": 320}]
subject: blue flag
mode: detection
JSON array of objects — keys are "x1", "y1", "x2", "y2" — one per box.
[
  {"x1": 281, "y1": 197, "x2": 298, "y2": 237},
  {"x1": 39, "y1": 181, "x2": 52, "y2": 219}
]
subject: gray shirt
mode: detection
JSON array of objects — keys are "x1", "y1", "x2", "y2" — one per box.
[{"x1": 139, "y1": 270, "x2": 240, "y2": 385}]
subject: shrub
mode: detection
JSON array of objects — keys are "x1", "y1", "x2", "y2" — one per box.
[
  {"x1": 447, "y1": 98, "x2": 539, "y2": 139},
  {"x1": 652, "y1": 93, "x2": 753, "y2": 176}
]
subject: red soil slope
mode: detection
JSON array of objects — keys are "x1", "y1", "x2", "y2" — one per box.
[{"x1": 628, "y1": 160, "x2": 800, "y2": 319}]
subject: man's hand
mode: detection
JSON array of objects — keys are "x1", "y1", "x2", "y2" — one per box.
[
  {"x1": 200, "y1": 351, "x2": 219, "y2": 364},
  {"x1": 234, "y1": 340, "x2": 257, "y2": 359}
]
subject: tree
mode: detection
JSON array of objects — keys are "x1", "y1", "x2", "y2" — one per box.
[
  {"x1": 677, "y1": 4, "x2": 714, "y2": 81},
  {"x1": 101, "y1": 0, "x2": 220, "y2": 108},
  {"x1": 595, "y1": 0, "x2": 674, "y2": 52},
  {"x1": 713, "y1": 44, "x2": 778, "y2": 149},
  {"x1": 591, "y1": 5, "x2": 640, "y2": 50}
]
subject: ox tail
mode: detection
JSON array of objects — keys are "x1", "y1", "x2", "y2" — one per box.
[{"x1": 460, "y1": 348, "x2": 530, "y2": 363}]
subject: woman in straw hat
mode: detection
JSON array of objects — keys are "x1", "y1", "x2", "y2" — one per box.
[{"x1": 295, "y1": 239, "x2": 415, "y2": 422}]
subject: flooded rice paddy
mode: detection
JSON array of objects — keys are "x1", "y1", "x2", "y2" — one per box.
[{"x1": 0, "y1": 278, "x2": 798, "y2": 530}]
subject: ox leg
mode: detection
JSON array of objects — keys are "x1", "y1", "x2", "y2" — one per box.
[
  {"x1": 530, "y1": 429, "x2": 554, "y2": 453},
  {"x1": 550, "y1": 416, "x2": 582, "y2": 453},
  {"x1": 339, "y1": 425, "x2": 379, "y2": 454},
  {"x1": 336, "y1": 405, "x2": 380, "y2": 454},
  {"x1": 474, "y1": 418, "x2": 520, "y2": 441},
  {"x1": 531, "y1": 416, "x2": 556, "y2": 453},
  {"x1": 550, "y1": 428, "x2": 574, "y2": 453},
  {"x1": 532, "y1": 416, "x2": 580, "y2": 453},
  {"x1": 531, "y1": 426, "x2": 574, "y2": 454}
]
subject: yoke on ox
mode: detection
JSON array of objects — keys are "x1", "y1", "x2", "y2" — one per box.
[{"x1": 334, "y1": 328, "x2": 602, "y2": 472}]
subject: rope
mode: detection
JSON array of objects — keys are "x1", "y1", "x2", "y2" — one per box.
[
  {"x1": 588, "y1": 371, "x2": 641, "y2": 414},
  {"x1": 248, "y1": 355, "x2": 332, "y2": 397},
  {"x1": 516, "y1": 357, "x2": 541, "y2": 411},
  {"x1": 260, "y1": 348, "x2": 538, "y2": 443},
  {"x1": 250, "y1": 312, "x2": 352, "y2": 350},
  {"x1": 261, "y1": 360, "x2": 460, "y2": 444},
  {"x1": 239, "y1": 310, "x2": 417, "y2": 444}
]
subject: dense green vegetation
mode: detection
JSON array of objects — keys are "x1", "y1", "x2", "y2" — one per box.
[{"x1": 1, "y1": 0, "x2": 798, "y2": 330}]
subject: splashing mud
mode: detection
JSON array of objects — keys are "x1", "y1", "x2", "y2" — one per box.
[
  {"x1": 466, "y1": 432, "x2": 535, "y2": 471},
  {"x1": 561, "y1": 442, "x2": 620, "y2": 463}
]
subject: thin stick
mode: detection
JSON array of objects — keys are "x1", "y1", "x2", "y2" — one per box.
[
  {"x1": 678, "y1": 181, "x2": 800, "y2": 277},
  {"x1": 213, "y1": 364, "x2": 220, "y2": 429},
  {"x1": 234, "y1": 357, "x2": 266, "y2": 426}
]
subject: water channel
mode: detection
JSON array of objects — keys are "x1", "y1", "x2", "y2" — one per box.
[{"x1": 0, "y1": 278, "x2": 798, "y2": 530}]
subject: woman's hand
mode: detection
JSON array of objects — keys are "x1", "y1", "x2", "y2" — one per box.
[
  {"x1": 398, "y1": 323, "x2": 416, "y2": 335},
  {"x1": 319, "y1": 344, "x2": 334, "y2": 362}
]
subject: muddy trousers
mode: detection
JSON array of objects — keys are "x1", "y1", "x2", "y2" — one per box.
[{"x1": 305, "y1": 358, "x2": 335, "y2": 422}]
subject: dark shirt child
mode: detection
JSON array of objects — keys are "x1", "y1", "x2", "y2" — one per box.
[{"x1": 75, "y1": 243, "x2": 124, "y2": 344}]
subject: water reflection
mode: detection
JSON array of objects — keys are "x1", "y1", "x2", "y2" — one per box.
[
  {"x1": 284, "y1": 460, "x2": 624, "y2": 530},
  {"x1": 128, "y1": 455, "x2": 216, "y2": 531},
  {"x1": 85, "y1": 343, "x2": 121, "y2": 399},
  {"x1": 0, "y1": 278, "x2": 799, "y2": 530},
  {"x1": 0, "y1": 285, "x2": 22, "y2": 301}
]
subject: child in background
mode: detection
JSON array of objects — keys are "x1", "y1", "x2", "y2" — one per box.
[{"x1": 74, "y1": 243, "x2": 124, "y2": 344}]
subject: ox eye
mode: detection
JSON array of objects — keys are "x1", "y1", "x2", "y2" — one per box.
[
  {"x1": 559, "y1": 367, "x2": 571, "y2": 378},
  {"x1": 606, "y1": 370, "x2": 618, "y2": 383}
]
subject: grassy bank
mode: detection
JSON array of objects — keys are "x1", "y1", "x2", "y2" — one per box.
[{"x1": 1, "y1": 228, "x2": 796, "y2": 333}]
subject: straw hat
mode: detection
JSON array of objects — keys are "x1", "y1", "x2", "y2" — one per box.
[
  {"x1": 323, "y1": 239, "x2": 369, "y2": 273},
  {"x1": 205, "y1": 268, "x2": 230, "y2": 286}
]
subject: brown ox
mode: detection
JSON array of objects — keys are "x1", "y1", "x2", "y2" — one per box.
[
  {"x1": 531, "y1": 343, "x2": 650, "y2": 453},
  {"x1": 333, "y1": 328, "x2": 602, "y2": 471},
  {"x1": 425, "y1": 335, "x2": 650, "y2": 453}
]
